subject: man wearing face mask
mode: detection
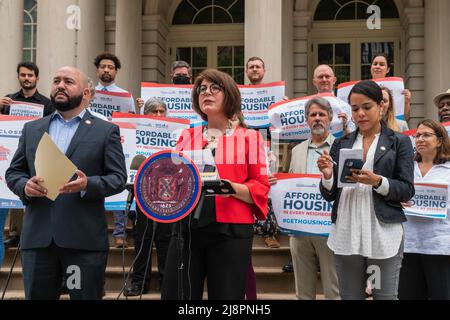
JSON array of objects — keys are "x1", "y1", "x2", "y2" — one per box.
[
  {"x1": 170, "y1": 60, "x2": 193, "y2": 85},
  {"x1": 136, "y1": 61, "x2": 193, "y2": 112},
  {"x1": 5, "y1": 66, "x2": 127, "y2": 299},
  {"x1": 271, "y1": 97, "x2": 340, "y2": 300}
]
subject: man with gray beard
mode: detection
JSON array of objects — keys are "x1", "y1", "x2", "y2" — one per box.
[{"x1": 271, "y1": 96, "x2": 340, "y2": 300}]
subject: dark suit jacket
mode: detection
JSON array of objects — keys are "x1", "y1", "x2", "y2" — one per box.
[
  {"x1": 5, "y1": 110, "x2": 127, "y2": 251},
  {"x1": 319, "y1": 124, "x2": 415, "y2": 224}
]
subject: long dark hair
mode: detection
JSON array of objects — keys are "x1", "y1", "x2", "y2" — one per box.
[{"x1": 414, "y1": 119, "x2": 450, "y2": 164}]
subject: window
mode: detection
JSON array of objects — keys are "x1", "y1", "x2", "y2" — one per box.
[
  {"x1": 314, "y1": 40, "x2": 398, "y2": 87},
  {"x1": 176, "y1": 47, "x2": 208, "y2": 79},
  {"x1": 361, "y1": 42, "x2": 394, "y2": 79},
  {"x1": 23, "y1": 0, "x2": 37, "y2": 62},
  {"x1": 173, "y1": 0, "x2": 244, "y2": 25},
  {"x1": 174, "y1": 45, "x2": 245, "y2": 84},
  {"x1": 314, "y1": 0, "x2": 399, "y2": 21},
  {"x1": 318, "y1": 43, "x2": 351, "y2": 85},
  {"x1": 217, "y1": 46, "x2": 244, "y2": 84}
]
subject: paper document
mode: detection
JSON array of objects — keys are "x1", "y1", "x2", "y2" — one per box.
[
  {"x1": 337, "y1": 149, "x2": 364, "y2": 188},
  {"x1": 34, "y1": 133, "x2": 78, "y2": 201}
]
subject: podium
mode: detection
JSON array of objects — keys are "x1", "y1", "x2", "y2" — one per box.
[{"x1": 133, "y1": 150, "x2": 235, "y2": 299}]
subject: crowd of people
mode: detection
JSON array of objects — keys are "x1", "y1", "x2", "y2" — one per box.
[{"x1": 0, "y1": 50, "x2": 449, "y2": 301}]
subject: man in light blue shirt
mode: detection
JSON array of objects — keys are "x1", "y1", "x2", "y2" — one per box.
[
  {"x1": 6, "y1": 66, "x2": 127, "y2": 299},
  {"x1": 49, "y1": 109, "x2": 86, "y2": 154},
  {"x1": 93, "y1": 53, "x2": 134, "y2": 248},
  {"x1": 93, "y1": 52, "x2": 135, "y2": 112}
]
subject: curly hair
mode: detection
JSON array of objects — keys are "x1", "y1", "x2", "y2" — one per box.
[{"x1": 93, "y1": 53, "x2": 121, "y2": 70}]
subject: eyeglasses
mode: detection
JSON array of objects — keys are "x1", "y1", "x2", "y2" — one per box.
[
  {"x1": 197, "y1": 83, "x2": 223, "y2": 95},
  {"x1": 414, "y1": 133, "x2": 438, "y2": 140}
]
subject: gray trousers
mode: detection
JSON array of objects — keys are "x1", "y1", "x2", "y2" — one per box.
[
  {"x1": 290, "y1": 236, "x2": 340, "y2": 300},
  {"x1": 334, "y1": 244, "x2": 403, "y2": 300}
]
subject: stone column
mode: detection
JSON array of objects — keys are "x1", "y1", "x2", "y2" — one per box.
[
  {"x1": 37, "y1": 0, "x2": 105, "y2": 96},
  {"x1": 282, "y1": 0, "x2": 294, "y2": 98},
  {"x1": 245, "y1": 0, "x2": 283, "y2": 84},
  {"x1": 424, "y1": 0, "x2": 450, "y2": 120},
  {"x1": 142, "y1": 15, "x2": 169, "y2": 83},
  {"x1": 115, "y1": 0, "x2": 142, "y2": 99},
  {"x1": 0, "y1": 0, "x2": 24, "y2": 96},
  {"x1": 403, "y1": 4, "x2": 425, "y2": 128},
  {"x1": 293, "y1": 10, "x2": 312, "y2": 98},
  {"x1": 37, "y1": 0, "x2": 77, "y2": 96},
  {"x1": 77, "y1": 0, "x2": 105, "y2": 82}
]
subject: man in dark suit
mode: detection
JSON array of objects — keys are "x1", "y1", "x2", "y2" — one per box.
[{"x1": 5, "y1": 66, "x2": 127, "y2": 300}]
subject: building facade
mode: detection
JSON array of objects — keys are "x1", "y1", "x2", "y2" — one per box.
[{"x1": 1, "y1": 0, "x2": 450, "y2": 127}]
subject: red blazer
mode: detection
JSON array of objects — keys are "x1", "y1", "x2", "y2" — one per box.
[{"x1": 176, "y1": 126, "x2": 269, "y2": 224}]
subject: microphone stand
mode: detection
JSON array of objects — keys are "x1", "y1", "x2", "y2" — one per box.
[
  {"x1": 1, "y1": 243, "x2": 21, "y2": 300},
  {"x1": 177, "y1": 189, "x2": 205, "y2": 300},
  {"x1": 176, "y1": 221, "x2": 184, "y2": 300},
  {"x1": 122, "y1": 184, "x2": 134, "y2": 299}
]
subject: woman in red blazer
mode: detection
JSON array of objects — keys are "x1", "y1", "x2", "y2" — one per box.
[{"x1": 161, "y1": 69, "x2": 269, "y2": 300}]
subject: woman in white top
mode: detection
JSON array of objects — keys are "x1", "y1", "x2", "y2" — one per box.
[
  {"x1": 380, "y1": 86, "x2": 409, "y2": 133},
  {"x1": 371, "y1": 53, "x2": 412, "y2": 121},
  {"x1": 399, "y1": 119, "x2": 450, "y2": 300},
  {"x1": 317, "y1": 80, "x2": 415, "y2": 300}
]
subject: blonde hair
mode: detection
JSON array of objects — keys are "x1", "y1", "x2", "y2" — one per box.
[{"x1": 380, "y1": 86, "x2": 400, "y2": 132}]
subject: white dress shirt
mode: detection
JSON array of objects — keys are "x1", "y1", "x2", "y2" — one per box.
[
  {"x1": 95, "y1": 82, "x2": 135, "y2": 113},
  {"x1": 404, "y1": 161, "x2": 450, "y2": 255}
]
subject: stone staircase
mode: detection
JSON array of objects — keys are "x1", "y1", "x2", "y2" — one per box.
[{"x1": 0, "y1": 214, "x2": 317, "y2": 300}]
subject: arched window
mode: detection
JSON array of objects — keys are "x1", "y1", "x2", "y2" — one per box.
[
  {"x1": 314, "y1": 0, "x2": 399, "y2": 21},
  {"x1": 173, "y1": 0, "x2": 244, "y2": 25},
  {"x1": 23, "y1": 0, "x2": 37, "y2": 62}
]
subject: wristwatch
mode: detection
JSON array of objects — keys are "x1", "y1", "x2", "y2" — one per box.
[{"x1": 374, "y1": 177, "x2": 383, "y2": 189}]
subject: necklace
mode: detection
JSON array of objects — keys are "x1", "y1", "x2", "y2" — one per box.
[{"x1": 204, "y1": 121, "x2": 234, "y2": 143}]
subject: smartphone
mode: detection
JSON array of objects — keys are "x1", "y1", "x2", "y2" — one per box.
[{"x1": 340, "y1": 159, "x2": 364, "y2": 184}]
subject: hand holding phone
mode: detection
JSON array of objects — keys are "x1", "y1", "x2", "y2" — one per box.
[{"x1": 340, "y1": 159, "x2": 364, "y2": 184}]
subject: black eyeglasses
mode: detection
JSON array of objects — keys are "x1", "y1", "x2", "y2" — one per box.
[{"x1": 196, "y1": 83, "x2": 223, "y2": 95}]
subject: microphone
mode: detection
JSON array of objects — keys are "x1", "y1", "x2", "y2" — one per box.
[
  {"x1": 130, "y1": 154, "x2": 147, "y2": 171},
  {"x1": 125, "y1": 154, "x2": 147, "y2": 214},
  {"x1": 125, "y1": 154, "x2": 147, "y2": 191}
]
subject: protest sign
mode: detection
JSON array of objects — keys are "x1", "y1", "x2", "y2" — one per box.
[{"x1": 270, "y1": 173, "x2": 333, "y2": 236}]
